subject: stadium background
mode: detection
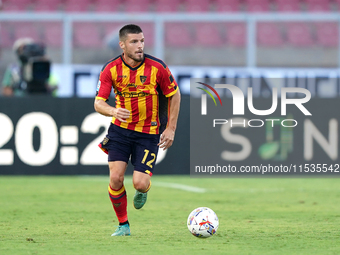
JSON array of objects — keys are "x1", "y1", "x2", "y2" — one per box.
[
  {"x1": 1, "y1": 3, "x2": 340, "y2": 254},
  {"x1": 0, "y1": 0, "x2": 339, "y2": 175}
]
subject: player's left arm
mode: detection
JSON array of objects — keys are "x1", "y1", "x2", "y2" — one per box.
[{"x1": 158, "y1": 88, "x2": 181, "y2": 150}]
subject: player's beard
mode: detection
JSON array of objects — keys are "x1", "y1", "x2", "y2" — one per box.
[{"x1": 126, "y1": 51, "x2": 144, "y2": 63}]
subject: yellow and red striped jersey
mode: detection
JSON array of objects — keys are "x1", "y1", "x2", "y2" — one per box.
[{"x1": 96, "y1": 53, "x2": 178, "y2": 135}]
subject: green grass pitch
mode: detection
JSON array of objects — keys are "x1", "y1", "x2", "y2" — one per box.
[{"x1": 0, "y1": 176, "x2": 340, "y2": 255}]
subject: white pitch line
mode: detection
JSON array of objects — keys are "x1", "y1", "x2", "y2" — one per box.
[
  {"x1": 79, "y1": 176, "x2": 206, "y2": 193},
  {"x1": 152, "y1": 182, "x2": 206, "y2": 193}
]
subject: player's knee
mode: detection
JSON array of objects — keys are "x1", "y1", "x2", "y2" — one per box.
[
  {"x1": 110, "y1": 172, "x2": 124, "y2": 189},
  {"x1": 133, "y1": 178, "x2": 149, "y2": 192}
]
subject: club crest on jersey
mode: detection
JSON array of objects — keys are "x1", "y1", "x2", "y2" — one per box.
[
  {"x1": 102, "y1": 137, "x2": 109, "y2": 145},
  {"x1": 140, "y1": 76, "x2": 147, "y2": 84}
]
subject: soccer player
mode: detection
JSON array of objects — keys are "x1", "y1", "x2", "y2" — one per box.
[{"x1": 94, "y1": 24, "x2": 181, "y2": 236}]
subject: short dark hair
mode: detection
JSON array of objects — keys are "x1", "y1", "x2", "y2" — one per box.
[{"x1": 119, "y1": 24, "x2": 143, "y2": 41}]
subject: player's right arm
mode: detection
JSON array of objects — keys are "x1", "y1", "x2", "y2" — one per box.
[
  {"x1": 94, "y1": 99, "x2": 130, "y2": 123},
  {"x1": 94, "y1": 64, "x2": 130, "y2": 122}
]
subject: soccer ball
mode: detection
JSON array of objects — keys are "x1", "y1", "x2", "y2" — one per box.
[{"x1": 187, "y1": 207, "x2": 219, "y2": 238}]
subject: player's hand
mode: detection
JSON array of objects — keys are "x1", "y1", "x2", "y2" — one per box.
[
  {"x1": 158, "y1": 128, "x2": 175, "y2": 150},
  {"x1": 113, "y1": 108, "x2": 130, "y2": 122}
]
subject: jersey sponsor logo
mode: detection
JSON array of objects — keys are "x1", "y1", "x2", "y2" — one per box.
[
  {"x1": 151, "y1": 121, "x2": 157, "y2": 126},
  {"x1": 96, "y1": 80, "x2": 101, "y2": 91},
  {"x1": 120, "y1": 82, "x2": 146, "y2": 90},
  {"x1": 116, "y1": 91, "x2": 149, "y2": 98},
  {"x1": 127, "y1": 83, "x2": 137, "y2": 88}
]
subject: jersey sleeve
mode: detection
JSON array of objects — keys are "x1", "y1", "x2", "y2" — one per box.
[
  {"x1": 95, "y1": 65, "x2": 114, "y2": 101},
  {"x1": 157, "y1": 65, "x2": 178, "y2": 97}
]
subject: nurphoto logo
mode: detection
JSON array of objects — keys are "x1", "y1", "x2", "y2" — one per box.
[{"x1": 196, "y1": 83, "x2": 312, "y2": 128}]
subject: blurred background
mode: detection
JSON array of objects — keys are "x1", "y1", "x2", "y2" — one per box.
[
  {"x1": 0, "y1": 0, "x2": 339, "y2": 174},
  {"x1": 1, "y1": 0, "x2": 340, "y2": 95},
  {"x1": 0, "y1": 0, "x2": 339, "y2": 67}
]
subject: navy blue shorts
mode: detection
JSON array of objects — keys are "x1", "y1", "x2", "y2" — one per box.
[{"x1": 99, "y1": 124, "x2": 160, "y2": 176}]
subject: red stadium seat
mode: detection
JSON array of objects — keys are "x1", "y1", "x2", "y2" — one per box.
[
  {"x1": 94, "y1": 0, "x2": 120, "y2": 5},
  {"x1": 275, "y1": 0, "x2": 300, "y2": 12},
  {"x1": 257, "y1": 22, "x2": 284, "y2": 47},
  {"x1": 93, "y1": 0, "x2": 120, "y2": 12},
  {"x1": 3, "y1": 0, "x2": 31, "y2": 3},
  {"x1": 42, "y1": 22, "x2": 63, "y2": 48},
  {"x1": 305, "y1": 0, "x2": 331, "y2": 12},
  {"x1": 63, "y1": 0, "x2": 91, "y2": 12},
  {"x1": 274, "y1": 0, "x2": 300, "y2": 4},
  {"x1": 245, "y1": 0, "x2": 271, "y2": 12},
  {"x1": 315, "y1": 22, "x2": 339, "y2": 47},
  {"x1": 13, "y1": 23, "x2": 41, "y2": 42},
  {"x1": 2, "y1": 1, "x2": 31, "y2": 11},
  {"x1": 0, "y1": 23, "x2": 14, "y2": 48},
  {"x1": 165, "y1": 23, "x2": 192, "y2": 47},
  {"x1": 286, "y1": 23, "x2": 314, "y2": 47},
  {"x1": 33, "y1": 0, "x2": 61, "y2": 12},
  {"x1": 123, "y1": 0, "x2": 151, "y2": 12},
  {"x1": 195, "y1": 23, "x2": 223, "y2": 46},
  {"x1": 185, "y1": 0, "x2": 210, "y2": 12},
  {"x1": 306, "y1": 0, "x2": 331, "y2": 3},
  {"x1": 73, "y1": 23, "x2": 103, "y2": 48},
  {"x1": 154, "y1": 0, "x2": 180, "y2": 12},
  {"x1": 215, "y1": 0, "x2": 240, "y2": 12},
  {"x1": 3, "y1": 0, "x2": 31, "y2": 5},
  {"x1": 226, "y1": 23, "x2": 246, "y2": 47},
  {"x1": 65, "y1": 0, "x2": 92, "y2": 6}
]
